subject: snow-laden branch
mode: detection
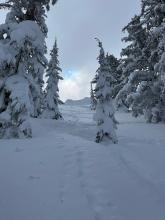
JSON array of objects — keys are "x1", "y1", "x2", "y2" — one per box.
[{"x1": 0, "y1": 3, "x2": 12, "y2": 9}]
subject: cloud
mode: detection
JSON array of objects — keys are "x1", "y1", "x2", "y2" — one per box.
[
  {"x1": 47, "y1": 0, "x2": 140, "y2": 101},
  {"x1": 59, "y1": 70, "x2": 93, "y2": 101}
]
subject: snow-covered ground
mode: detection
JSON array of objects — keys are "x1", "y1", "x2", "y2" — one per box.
[{"x1": 0, "y1": 104, "x2": 165, "y2": 220}]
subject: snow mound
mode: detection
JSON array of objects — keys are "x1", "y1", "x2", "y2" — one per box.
[{"x1": 0, "y1": 105, "x2": 165, "y2": 220}]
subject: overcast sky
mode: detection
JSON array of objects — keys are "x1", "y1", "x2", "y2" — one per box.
[
  {"x1": 47, "y1": 0, "x2": 140, "y2": 101},
  {"x1": 0, "y1": 0, "x2": 140, "y2": 101}
]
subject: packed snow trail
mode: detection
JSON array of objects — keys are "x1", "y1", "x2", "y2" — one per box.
[{"x1": 0, "y1": 105, "x2": 165, "y2": 220}]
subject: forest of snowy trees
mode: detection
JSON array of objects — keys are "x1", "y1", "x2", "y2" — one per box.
[
  {"x1": 0, "y1": 0, "x2": 165, "y2": 142},
  {"x1": 0, "y1": 0, "x2": 62, "y2": 138},
  {"x1": 0, "y1": 2, "x2": 164, "y2": 220},
  {"x1": 91, "y1": 0, "x2": 165, "y2": 142}
]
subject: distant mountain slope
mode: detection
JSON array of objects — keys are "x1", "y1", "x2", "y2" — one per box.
[{"x1": 65, "y1": 97, "x2": 90, "y2": 105}]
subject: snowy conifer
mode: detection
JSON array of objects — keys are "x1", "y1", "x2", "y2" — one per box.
[
  {"x1": 152, "y1": 1, "x2": 165, "y2": 121},
  {"x1": 0, "y1": 0, "x2": 57, "y2": 138},
  {"x1": 115, "y1": 15, "x2": 148, "y2": 110},
  {"x1": 90, "y1": 81, "x2": 97, "y2": 110},
  {"x1": 106, "y1": 53, "x2": 122, "y2": 98},
  {"x1": 116, "y1": 1, "x2": 165, "y2": 122},
  {"x1": 42, "y1": 39, "x2": 63, "y2": 119},
  {"x1": 129, "y1": 0, "x2": 165, "y2": 122},
  {"x1": 94, "y1": 39, "x2": 118, "y2": 143}
]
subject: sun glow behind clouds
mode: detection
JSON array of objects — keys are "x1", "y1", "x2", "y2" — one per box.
[{"x1": 59, "y1": 69, "x2": 92, "y2": 101}]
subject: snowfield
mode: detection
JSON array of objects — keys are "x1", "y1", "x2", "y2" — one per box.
[{"x1": 0, "y1": 104, "x2": 165, "y2": 220}]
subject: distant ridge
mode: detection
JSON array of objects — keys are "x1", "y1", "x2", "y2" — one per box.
[{"x1": 65, "y1": 97, "x2": 90, "y2": 106}]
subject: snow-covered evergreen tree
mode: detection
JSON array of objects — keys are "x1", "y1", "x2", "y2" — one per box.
[
  {"x1": 42, "y1": 39, "x2": 63, "y2": 119},
  {"x1": 115, "y1": 15, "x2": 149, "y2": 110},
  {"x1": 94, "y1": 39, "x2": 118, "y2": 143},
  {"x1": 91, "y1": 52, "x2": 121, "y2": 111},
  {"x1": 0, "y1": 0, "x2": 57, "y2": 138},
  {"x1": 106, "y1": 53, "x2": 122, "y2": 99},
  {"x1": 130, "y1": 0, "x2": 165, "y2": 122},
  {"x1": 116, "y1": 1, "x2": 165, "y2": 122},
  {"x1": 151, "y1": 1, "x2": 165, "y2": 121},
  {"x1": 90, "y1": 82, "x2": 97, "y2": 110}
]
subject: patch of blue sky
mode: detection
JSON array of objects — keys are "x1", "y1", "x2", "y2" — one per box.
[{"x1": 63, "y1": 69, "x2": 79, "y2": 79}]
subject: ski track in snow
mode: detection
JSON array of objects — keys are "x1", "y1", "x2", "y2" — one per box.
[{"x1": 0, "y1": 104, "x2": 165, "y2": 220}]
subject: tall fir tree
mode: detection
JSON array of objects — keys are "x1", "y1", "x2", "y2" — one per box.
[
  {"x1": 106, "y1": 53, "x2": 122, "y2": 98},
  {"x1": 129, "y1": 0, "x2": 165, "y2": 122},
  {"x1": 0, "y1": 0, "x2": 57, "y2": 138},
  {"x1": 90, "y1": 82, "x2": 97, "y2": 110},
  {"x1": 42, "y1": 39, "x2": 63, "y2": 119},
  {"x1": 116, "y1": 0, "x2": 165, "y2": 122},
  {"x1": 115, "y1": 15, "x2": 149, "y2": 111},
  {"x1": 94, "y1": 39, "x2": 118, "y2": 143},
  {"x1": 149, "y1": 0, "x2": 165, "y2": 121},
  {"x1": 91, "y1": 52, "x2": 121, "y2": 111}
]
